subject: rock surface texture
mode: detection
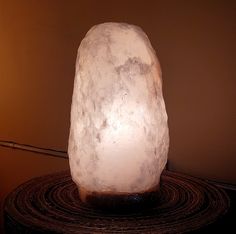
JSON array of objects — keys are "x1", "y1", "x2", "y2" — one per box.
[{"x1": 68, "y1": 23, "x2": 169, "y2": 195}]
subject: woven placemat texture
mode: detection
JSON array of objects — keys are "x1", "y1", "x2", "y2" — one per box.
[{"x1": 4, "y1": 170, "x2": 230, "y2": 233}]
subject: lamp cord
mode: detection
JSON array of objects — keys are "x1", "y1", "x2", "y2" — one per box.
[{"x1": 0, "y1": 140, "x2": 68, "y2": 159}]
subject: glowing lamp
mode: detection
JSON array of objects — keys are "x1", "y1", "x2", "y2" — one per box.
[{"x1": 68, "y1": 22, "x2": 169, "y2": 209}]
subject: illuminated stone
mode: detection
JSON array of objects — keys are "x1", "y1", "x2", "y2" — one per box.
[{"x1": 68, "y1": 23, "x2": 169, "y2": 205}]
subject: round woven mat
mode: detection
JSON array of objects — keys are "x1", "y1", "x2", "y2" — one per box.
[{"x1": 4, "y1": 170, "x2": 229, "y2": 233}]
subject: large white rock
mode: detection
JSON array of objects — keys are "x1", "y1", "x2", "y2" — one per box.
[{"x1": 68, "y1": 22, "x2": 169, "y2": 196}]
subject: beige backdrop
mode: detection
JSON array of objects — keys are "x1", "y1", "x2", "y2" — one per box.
[{"x1": 0, "y1": 1, "x2": 235, "y2": 227}]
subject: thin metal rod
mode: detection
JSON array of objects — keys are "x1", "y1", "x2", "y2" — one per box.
[{"x1": 0, "y1": 140, "x2": 68, "y2": 159}]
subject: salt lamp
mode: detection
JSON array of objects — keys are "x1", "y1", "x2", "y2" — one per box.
[{"x1": 68, "y1": 22, "x2": 169, "y2": 210}]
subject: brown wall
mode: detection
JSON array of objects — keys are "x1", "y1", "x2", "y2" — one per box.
[{"x1": 0, "y1": 0, "x2": 235, "y2": 229}]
